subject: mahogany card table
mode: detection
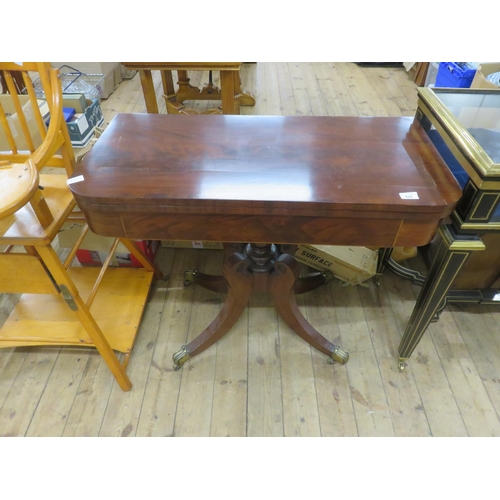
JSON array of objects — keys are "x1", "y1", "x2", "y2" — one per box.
[{"x1": 70, "y1": 114, "x2": 464, "y2": 371}]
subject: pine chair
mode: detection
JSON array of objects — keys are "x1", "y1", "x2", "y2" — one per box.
[{"x1": 0, "y1": 63, "x2": 162, "y2": 391}]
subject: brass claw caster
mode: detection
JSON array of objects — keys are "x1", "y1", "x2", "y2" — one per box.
[
  {"x1": 183, "y1": 269, "x2": 198, "y2": 287},
  {"x1": 173, "y1": 346, "x2": 190, "y2": 370},
  {"x1": 328, "y1": 346, "x2": 349, "y2": 365}
]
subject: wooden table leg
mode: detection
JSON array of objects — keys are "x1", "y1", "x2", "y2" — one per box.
[
  {"x1": 220, "y1": 70, "x2": 238, "y2": 115},
  {"x1": 293, "y1": 270, "x2": 334, "y2": 294},
  {"x1": 161, "y1": 70, "x2": 176, "y2": 101},
  {"x1": 172, "y1": 252, "x2": 253, "y2": 369},
  {"x1": 161, "y1": 70, "x2": 193, "y2": 114},
  {"x1": 269, "y1": 254, "x2": 349, "y2": 364},
  {"x1": 183, "y1": 268, "x2": 228, "y2": 293},
  {"x1": 138, "y1": 70, "x2": 159, "y2": 114},
  {"x1": 235, "y1": 70, "x2": 256, "y2": 106},
  {"x1": 397, "y1": 225, "x2": 485, "y2": 371}
]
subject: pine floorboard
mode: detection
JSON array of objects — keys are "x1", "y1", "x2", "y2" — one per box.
[{"x1": 1, "y1": 63, "x2": 500, "y2": 437}]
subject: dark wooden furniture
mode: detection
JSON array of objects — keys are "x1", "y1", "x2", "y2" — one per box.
[
  {"x1": 120, "y1": 62, "x2": 255, "y2": 115},
  {"x1": 416, "y1": 88, "x2": 500, "y2": 306},
  {"x1": 70, "y1": 114, "x2": 462, "y2": 371}
]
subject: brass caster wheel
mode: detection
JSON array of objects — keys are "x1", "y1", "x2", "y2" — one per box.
[
  {"x1": 173, "y1": 346, "x2": 190, "y2": 370},
  {"x1": 329, "y1": 346, "x2": 349, "y2": 365},
  {"x1": 183, "y1": 269, "x2": 198, "y2": 287},
  {"x1": 398, "y1": 359, "x2": 407, "y2": 372}
]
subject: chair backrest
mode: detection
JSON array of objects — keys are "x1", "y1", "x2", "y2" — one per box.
[
  {"x1": 0, "y1": 63, "x2": 77, "y2": 243},
  {"x1": 0, "y1": 62, "x2": 75, "y2": 176}
]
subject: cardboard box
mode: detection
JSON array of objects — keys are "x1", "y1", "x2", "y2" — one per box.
[
  {"x1": 66, "y1": 98, "x2": 104, "y2": 148},
  {"x1": 295, "y1": 245, "x2": 378, "y2": 285},
  {"x1": 161, "y1": 240, "x2": 224, "y2": 249},
  {"x1": 98, "y1": 63, "x2": 123, "y2": 99},
  {"x1": 471, "y1": 63, "x2": 500, "y2": 90},
  {"x1": 0, "y1": 95, "x2": 49, "y2": 152},
  {"x1": 62, "y1": 93, "x2": 87, "y2": 113},
  {"x1": 51, "y1": 62, "x2": 124, "y2": 99},
  {"x1": 58, "y1": 223, "x2": 159, "y2": 267}
]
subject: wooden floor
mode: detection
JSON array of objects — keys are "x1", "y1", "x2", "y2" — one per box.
[{"x1": 1, "y1": 62, "x2": 500, "y2": 437}]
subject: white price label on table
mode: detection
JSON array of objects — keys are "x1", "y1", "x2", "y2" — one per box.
[
  {"x1": 67, "y1": 175, "x2": 84, "y2": 185},
  {"x1": 399, "y1": 191, "x2": 419, "y2": 200}
]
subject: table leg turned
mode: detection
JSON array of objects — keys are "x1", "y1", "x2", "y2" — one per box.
[
  {"x1": 398, "y1": 225, "x2": 485, "y2": 371},
  {"x1": 161, "y1": 70, "x2": 176, "y2": 102}
]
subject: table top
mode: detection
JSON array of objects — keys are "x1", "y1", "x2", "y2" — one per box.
[{"x1": 70, "y1": 114, "x2": 462, "y2": 247}]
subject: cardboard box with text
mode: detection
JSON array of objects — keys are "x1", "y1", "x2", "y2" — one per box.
[{"x1": 295, "y1": 244, "x2": 378, "y2": 285}]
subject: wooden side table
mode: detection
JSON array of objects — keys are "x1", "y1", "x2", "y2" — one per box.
[
  {"x1": 121, "y1": 62, "x2": 255, "y2": 115},
  {"x1": 70, "y1": 114, "x2": 463, "y2": 373}
]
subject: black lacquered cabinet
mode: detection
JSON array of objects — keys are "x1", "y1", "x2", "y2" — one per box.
[{"x1": 417, "y1": 87, "x2": 500, "y2": 304}]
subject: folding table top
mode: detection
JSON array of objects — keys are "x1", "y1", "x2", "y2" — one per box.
[{"x1": 70, "y1": 114, "x2": 462, "y2": 247}]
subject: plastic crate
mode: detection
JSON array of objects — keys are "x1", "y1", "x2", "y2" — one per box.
[
  {"x1": 424, "y1": 62, "x2": 439, "y2": 87},
  {"x1": 28, "y1": 65, "x2": 104, "y2": 101},
  {"x1": 435, "y1": 62, "x2": 477, "y2": 88}
]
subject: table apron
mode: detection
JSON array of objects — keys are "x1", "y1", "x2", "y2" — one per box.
[{"x1": 80, "y1": 210, "x2": 445, "y2": 248}]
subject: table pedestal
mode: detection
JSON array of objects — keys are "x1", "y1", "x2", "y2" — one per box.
[{"x1": 172, "y1": 243, "x2": 349, "y2": 370}]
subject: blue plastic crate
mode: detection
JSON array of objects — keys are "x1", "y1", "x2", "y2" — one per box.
[{"x1": 435, "y1": 62, "x2": 477, "y2": 88}]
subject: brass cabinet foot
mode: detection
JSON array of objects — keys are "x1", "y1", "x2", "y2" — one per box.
[
  {"x1": 173, "y1": 346, "x2": 190, "y2": 370},
  {"x1": 328, "y1": 346, "x2": 350, "y2": 365},
  {"x1": 183, "y1": 269, "x2": 198, "y2": 287},
  {"x1": 398, "y1": 358, "x2": 408, "y2": 372}
]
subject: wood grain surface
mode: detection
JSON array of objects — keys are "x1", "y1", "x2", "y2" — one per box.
[{"x1": 71, "y1": 114, "x2": 462, "y2": 247}]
